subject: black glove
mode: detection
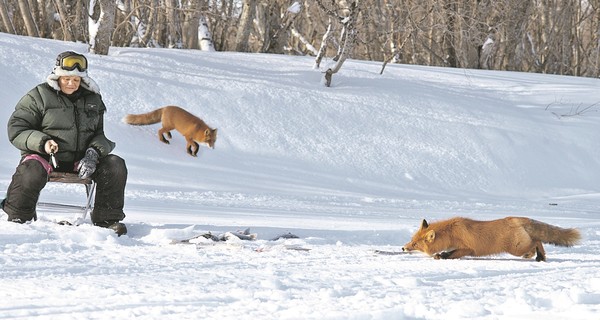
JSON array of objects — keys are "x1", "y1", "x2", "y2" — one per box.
[{"x1": 78, "y1": 148, "x2": 99, "y2": 179}]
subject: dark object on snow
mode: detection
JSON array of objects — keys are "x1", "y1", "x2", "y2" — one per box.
[
  {"x1": 374, "y1": 250, "x2": 409, "y2": 255},
  {"x1": 56, "y1": 219, "x2": 126, "y2": 237},
  {"x1": 270, "y1": 232, "x2": 300, "y2": 241},
  {"x1": 95, "y1": 221, "x2": 127, "y2": 236},
  {"x1": 172, "y1": 228, "x2": 257, "y2": 244}
]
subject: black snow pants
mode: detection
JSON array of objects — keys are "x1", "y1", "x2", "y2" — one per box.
[{"x1": 2, "y1": 154, "x2": 127, "y2": 224}]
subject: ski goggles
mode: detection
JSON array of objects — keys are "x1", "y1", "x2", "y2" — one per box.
[{"x1": 56, "y1": 53, "x2": 88, "y2": 72}]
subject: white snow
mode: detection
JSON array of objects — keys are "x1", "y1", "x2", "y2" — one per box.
[
  {"x1": 1, "y1": 33, "x2": 599, "y2": 319},
  {"x1": 288, "y1": 2, "x2": 302, "y2": 14}
]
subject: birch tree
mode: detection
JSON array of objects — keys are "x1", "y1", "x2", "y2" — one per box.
[
  {"x1": 314, "y1": 0, "x2": 360, "y2": 87},
  {"x1": 2, "y1": 0, "x2": 600, "y2": 77},
  {"x1": 89, "y1": 0, "x2": 116, "y2": 55},
  {"x1": 198, "y1": 15, "x2": 215, "y2": 51}
]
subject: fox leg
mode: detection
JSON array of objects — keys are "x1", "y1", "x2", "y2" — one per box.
[
  {"x1": 517, "y1": 241, "x2": 546, "y2": 261},
  {"x1": 158, "y1": 128, "x2": 172, "y2": 144},
  {"x1": 434, "y1": 248, "x2": 474, "y2": 260},
  {"x1": 186, "y1": 141, "x2": 199, "y2": 157},
  {"x1": 534, "y1": 241, "x2": 546, "y2": 262},
  {"x1": 522, "y1": 247, "x2": 537, "y2": 259}
]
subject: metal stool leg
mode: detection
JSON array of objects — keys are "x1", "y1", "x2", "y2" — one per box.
[
  {"x1": 77, "y1": 181, "x2": 96, "y2": 224},
  {"x1": 40, "y1": 172, "x2": 96, "y2": 225}
]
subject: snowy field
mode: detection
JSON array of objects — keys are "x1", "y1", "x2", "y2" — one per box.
[{"x1": 1, "y1": 33, "x2": 599, "y2": 319}]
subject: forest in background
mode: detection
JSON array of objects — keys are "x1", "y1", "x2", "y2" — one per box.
[{"x1": 2, "y1": 0, "x2": 600, "y2": 77}]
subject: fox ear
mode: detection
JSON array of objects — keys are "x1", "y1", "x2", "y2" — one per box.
[
  {"x1": 204, "y1": 128, "x2": 210, "y2": 136},
  {"x1": 425, "y1": 230, "x2": 435, "y2": 242},
  {"x1": 421, "y1": 219, "x2": 429, "y2": 229}
]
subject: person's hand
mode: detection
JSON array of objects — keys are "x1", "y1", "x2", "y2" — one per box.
[
  {"x1": 77, "y1": 148, "x2": 99, "y2": 179},
  {"x1": 44, "y1": 140, "x2": 59, "y2": 154}
]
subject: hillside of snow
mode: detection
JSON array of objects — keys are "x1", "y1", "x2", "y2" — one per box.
[{"x1": 1, "y1": 33, "x2": 599, "y2": 319}]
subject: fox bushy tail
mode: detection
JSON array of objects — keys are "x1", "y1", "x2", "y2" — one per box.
[
  {"x1": 525, "y1": 219, "x2": 581, "y2": 247},
  {"x1": 123, "y1": 108, "x2": 163, "y2": 125}
]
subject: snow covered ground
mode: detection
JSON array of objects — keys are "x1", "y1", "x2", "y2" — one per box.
[{"x1": 1, "y1": 33, "x2": 599, "y2": 319}]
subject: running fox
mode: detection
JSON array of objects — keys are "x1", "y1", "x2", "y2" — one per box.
[
  {"x1": 123, "y1": 106, "x2": 217, "y2": 157},
  {"x1": 402, "y1": 217, "x2": 581, "y2": 261}
]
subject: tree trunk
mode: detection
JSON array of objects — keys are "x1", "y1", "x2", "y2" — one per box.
[
  {"x1": 0, "y1": 0, "x2": 16, "y2": 34},
  {"x1": 34, "y1": 0, "x2": 51, "y2": 38},
  {"x1": 235, "y1": 0, "x2": 256, "y2": 52},
  {"x1": 165, "y1": 0, "x2": 179, "y2": 48},
  {"x1": 324, "y1": 28, "x2": 356, "y2": 87},
  {"x1": 314, "y1": 18, "x2": 333, "y2": 69},
  {"x1": 198, "y1": 15, "x2": 215, "y2": 51},
  {"x1": 89, "y1": 0, "x2": 116, "y2": 55},
  {"x1": 321, "y1": 1, "x2": 360, "y2": 87},
  {"x1": 73, "y1": 0, "x2": 88, "y2": 43},
  {"x1": 263, "y1": 2, "x2": 301, "y2": 54},
  {"x1": 443, "y1": 0, "x2": 457, "y2": 67},
  {"x1": 153, "y1": 0, "x2": 168, "y2": 47},
  {"x1": 140, "y1": 0, "x2": 159, "y2": 47},
  {"x1": 291, "y1": 27, "x2": 318, "y2": 55},
  {"x1": 17, "y1": 0, "x2": 39, "y2": 37},
  {"x1": 182, "y1": 0, "x2": 200, "y2": 49},
  {"x1": 53, "y1": 0, "x2": 73, "y2": 41}
]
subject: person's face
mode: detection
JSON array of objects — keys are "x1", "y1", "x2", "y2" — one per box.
[{"x1": 58, "y1": 76, "x2": 81, "y2": 95}]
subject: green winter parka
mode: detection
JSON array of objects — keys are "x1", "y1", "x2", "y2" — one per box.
[{"x1": 7, "y1": 82, "x2": 115, "y2": 164}]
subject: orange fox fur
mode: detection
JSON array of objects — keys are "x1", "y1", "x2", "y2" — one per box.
[
  {"x1": 402, "y1": 217, "x2": 581, "y2": 261},
  {"x1": 123, "y1": 106, "x2": 217, "y2": 157}
]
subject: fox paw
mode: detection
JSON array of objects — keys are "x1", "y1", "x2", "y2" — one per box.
[{"x1": 434, "y1": 251, "x2": 453, "y2": 259}]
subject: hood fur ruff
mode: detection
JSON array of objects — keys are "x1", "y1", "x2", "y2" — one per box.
[{"x1": 46, "y1": 66, "x2": 101, "y2": 94}]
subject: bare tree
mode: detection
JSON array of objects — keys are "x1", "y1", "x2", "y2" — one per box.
[
  {"x1": 314, "y1": 18, "x2": 333, "y2": 69},
  {"x1": 2, "y1": 0, "x2": 600, "y2": 78},
  {"x1": 315, "y1": 0, "x2": 360, "y2": 87},
  {"x1": 53, "y1": 0, "x2": 74, "y2": 41},
  {"x1": 235, "y1": 0, "x2": 256, "y2": 52},
  {"x1": 17, "y1": 0, "x2": 39, "y2": 37},
  {"x1": 182, "y1": 0, "x2": 201, "y2": 49},
  {"x1": 261, "y1": 1, "x2": 302, "y2": 53},
  {"x1": 198, "y1": 15, "x2": 216, "y2": 51},
  {"x1": 138, "y1": 0, "x2": 159, "y2": 47},
  {"x1": 89, "y1": 0, "x2": 116, "y2": 55},
  {"x1": 111, "y1": 0, "x2": 135, "y2": 47},
  {"x1": 0, "y1": 0, "x2": 16, "y2": 34}
]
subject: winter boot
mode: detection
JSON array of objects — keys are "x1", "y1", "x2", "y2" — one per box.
[{"x1": 95, "y1": 220, "x2": 127, "y2": 236}]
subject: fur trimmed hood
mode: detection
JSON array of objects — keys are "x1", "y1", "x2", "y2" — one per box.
[{"x1": 46, "y1": 65, "x2": 101, "y2": 94}]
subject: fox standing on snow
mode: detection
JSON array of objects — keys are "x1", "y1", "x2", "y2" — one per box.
[
  {"x1": 123, "y1": 106, "x2": 217, "y2": 157},
  {"x1": 402, "y1": 217, "x2": 581, "y2": 261}
]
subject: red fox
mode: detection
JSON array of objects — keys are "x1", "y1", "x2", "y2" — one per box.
[
  {"x1": 123, "y1": 106, "x2": 217, "y2": 157},
  {"x1": 402, "y1": 217, "x2": 581, "y2": 261}
]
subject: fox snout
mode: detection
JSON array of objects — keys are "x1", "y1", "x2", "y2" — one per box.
[{"x1": 401, "y1": 242, "x2": 413, "y2": 252}]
